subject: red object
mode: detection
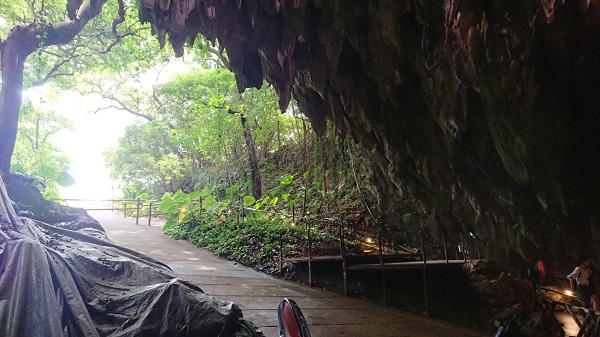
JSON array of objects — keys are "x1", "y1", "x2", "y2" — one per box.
[
  {"x1": 280, "y1": 301, "x2": 302, "y2": 337},
  {"x1": 278, "y1": 298, "x2": 311, "y2": 337},
  {"x1": 537, "y1": 260, "x2": 546, "y2": 282}
]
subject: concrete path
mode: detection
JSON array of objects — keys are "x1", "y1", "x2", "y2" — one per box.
[{"x1": 90, "y1": 211, "x2": 492, "y2": 337}]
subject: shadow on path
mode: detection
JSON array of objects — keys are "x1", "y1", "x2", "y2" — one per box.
[{"x1": 91, "y1": 211, "x2": 492, "y2": 337}]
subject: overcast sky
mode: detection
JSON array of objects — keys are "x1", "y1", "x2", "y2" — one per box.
[
  {"x1": 32, "y1": 58, "x2": 196, "y2": 201},
  {"x1": 55, "y1": 103, "x2": 138, "y2": 200}
]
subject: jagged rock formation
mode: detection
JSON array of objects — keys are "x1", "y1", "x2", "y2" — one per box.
[{"x1": 138, "y1": 0, "x2": 600, "y2": 275}]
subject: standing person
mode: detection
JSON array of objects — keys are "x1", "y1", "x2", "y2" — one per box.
[{"x1": 567, "y1": 255, "x2": 600, "y2": 311}]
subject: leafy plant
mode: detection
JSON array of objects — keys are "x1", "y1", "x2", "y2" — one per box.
[
  {"x1": 165, "y1": 211, "x2": 307, "y2": 268},
  {"x1": 159, "y1": 189, "x2": 201, "y2": 231}
]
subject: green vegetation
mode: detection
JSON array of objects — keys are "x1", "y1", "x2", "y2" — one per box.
[
  {"x1": 1, "y1": 0, "x2": 171, "y2": 193},
  {"x1": 164, "y1": 210, "x2": 307, "y2": 268},
  {"x1": 11, "y1": 98, "x2": 73, "y2": 198},
  {"x1": 98, "y1": 55, "x2": 377, "y2": 268},
  {"x1": 104, "y1": 68, "x2": 299, "y2": 199},
  {"x1": 150, "y1": 124, "x2": 375, "y2": 271},
  {"x1": 1, "y1": 1, "x2": 378, "y2": 271}
]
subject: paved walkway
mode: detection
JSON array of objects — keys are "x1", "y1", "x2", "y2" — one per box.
[{"x1": 90, "y1": 211, "x2": 492, "y2": 337}]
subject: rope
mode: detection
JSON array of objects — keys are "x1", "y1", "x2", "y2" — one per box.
[{"x1": 345, "y1": 139, "x2": 377, "y2": 222}]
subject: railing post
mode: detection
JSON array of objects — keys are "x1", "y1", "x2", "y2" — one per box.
[
  {"x1": 461, "y1": 233, "x2": 467, "y2": 262},
  {"x1": 420, "y1": 231, "x2": 427, "y2": 264},
  {"x1": 279, "y1": 231, "x2": 284, "y2": 277},
  {"x1": 455, "y1": 234, "x2": 459, "y2": 260},
  {"x1": 135, "y1": 198, "x2": 140, "y2": 225},
  {"x1": 292, "y1": 206, "x2": 295, "y2": 224},
  {"x1": 442, "y1": 233, "x2": 448, "y2": 263},
  {"x1": 307, "y1": 220, "x2": 312, "y2": 287},
  {"x1": 147, "y1": 202, "x2": 152, "y2": 226},
  {"x1": 123, "y1": 201, "x2": 127, "y2": 218},
  {"x1": 420, "y1": 230, "x2": 429, "y2": 317},
  {"x1": 340, "y1": 220, "x2": 347, "y2": 297},
  {"x1": 377, "y1": 226, "x2": 387, "y2": 306},
  {"x1": 377, "y1": 227, "x2": 384, "y2": 259}
]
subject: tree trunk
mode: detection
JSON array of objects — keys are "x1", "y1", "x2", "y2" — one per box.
[
  {"x1": 240, "y1": 115, "x2": 262, "y2": 199},
  {"x1": 0, "y1": 30, "x2": 30, "y2": 173},
  {"x1": 0, "y1": 0, "x2": 110, "y2": 174}
]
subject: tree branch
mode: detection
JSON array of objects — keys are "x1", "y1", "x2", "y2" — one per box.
[
  {"x1": 22, "y1": 133, "x2": 36, "y2": 150},
  {"x1": 98, "y1": 30, "x2": 135, "y2": 54},
  {"x1": 31, "y1": 49, "x2": 80, "y2": 86},
  {"x1": 43, "y1": 0, "x2": 111, "y2": 47},
  {"x1": 91, "y1": 104, "x2": 154, "y2": 121},
  {"x1": 98, "y1": 0, "x2": 144, "y2": 54},
  {"x1": 112, "y1": 0, "x2": 126, "y2": 35}
]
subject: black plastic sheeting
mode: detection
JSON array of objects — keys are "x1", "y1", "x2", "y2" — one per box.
[{"x1": 0, "y1": 176, "x2": 259, "y2": 337}]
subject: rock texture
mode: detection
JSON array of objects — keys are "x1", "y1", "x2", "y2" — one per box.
[
  {"x1": 3, "y1": 173, "x2": 104, "y2": 232},
  {"x1": 138, "y1": 0, "x2": 600, "y2": 274}
]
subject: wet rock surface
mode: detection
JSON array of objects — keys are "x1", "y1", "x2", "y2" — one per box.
[{"x1": 137, "y1": 0, "x2": 600, "y2": 274}]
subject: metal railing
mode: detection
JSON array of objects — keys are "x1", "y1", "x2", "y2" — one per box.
[
  {"x1": 278, "y1": 219, "x2": 484, "y2": 316},
  {"x1": 55, "y1": 198, "x2": 166, "y2": 226}
]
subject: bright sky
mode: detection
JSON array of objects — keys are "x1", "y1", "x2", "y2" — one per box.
[
  {"x1": 54, "y1": 102, "x2": 138, "y2": 200},
  {"x1": 28, "y1": 58, "x2": 196, "y2": 201}
]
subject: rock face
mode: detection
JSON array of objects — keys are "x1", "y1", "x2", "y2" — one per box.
[
  {"x1": 138, "y1": 1, "x2": 600, "y2": 274},
  {"x1": 3, "y1": 173, "x2": 104, "y2": 232}
]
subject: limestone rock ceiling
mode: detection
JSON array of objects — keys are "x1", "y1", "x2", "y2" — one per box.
[{"x1": 139, "y1": 0, "x2": 600, "y2": 272}]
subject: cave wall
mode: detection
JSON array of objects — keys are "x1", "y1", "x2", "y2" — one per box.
[{"x1": 138, "y1": 0, "x2": 600, "y2": 275}]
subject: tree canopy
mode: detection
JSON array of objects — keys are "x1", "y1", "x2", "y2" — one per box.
[
  {"x1": 0, "y1": 0, "x2": 164, "y2": 173},
  {"x1": 104, "y1": 67, "x2": 299, "y2": 199},
  {"x1": 12, "y1": 97, "x2": 74, "y2": 198}
]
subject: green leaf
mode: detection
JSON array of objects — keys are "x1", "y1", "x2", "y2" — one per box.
[
  {"x1": 188, "y1": 191, "x2": 201, "y2": 199},
  {"x1": 209, "y1": 202, "x2": 220, "y2": 214},
  {"x1": 173, "y1": 189, "x2": 184, "y2": 199},
  {"x1": 243, "y1": 195, "x2": 256, "y2": 207},
  {"x1": 199, "y1": 187, "x2": 213, "y2": 197},
  {"x1": 158, "y1": 193, "x2": 175, "y2": 213},
  {"x1": 159, "y1": 201, "x2": 179, "y2": 213},
  {"x1": 202, "y1": 195, "x2": 218, "y2": 211},
  {"x1": 225, "y1": 185, "x2": 236, "y2": 196},
  {"x1": 163, "y1": 219, "x2": 178, "y2": 231},
  {"x1": 280, "y1": 174, "x2": 294, "y2": 186}
]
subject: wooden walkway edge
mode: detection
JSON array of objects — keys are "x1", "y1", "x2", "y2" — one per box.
[{"x1": 278, "y1": 219, "x2": 483, "y2": 317}]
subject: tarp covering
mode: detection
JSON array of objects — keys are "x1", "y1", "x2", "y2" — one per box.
[{"x1": 0, "y1": 175, "x2": 258, "y2": 337}]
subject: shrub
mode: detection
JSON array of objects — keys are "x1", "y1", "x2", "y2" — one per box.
[{"x1": 165, "y1": 211, "x2": 307, "y2": 269}]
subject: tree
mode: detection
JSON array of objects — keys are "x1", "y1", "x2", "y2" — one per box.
[
  {"x1": 104, "y1": 120, "x2": 190, "y2": 197},
  {"x1": 0, "y1": 0, "x2": 121, "y2": 173},
  {"x1": 11, "y1": 98, "x2": 73, "y2": 198},
  {"x1": 105, "y1": 68, "x2": 298, "y2": 199}
]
